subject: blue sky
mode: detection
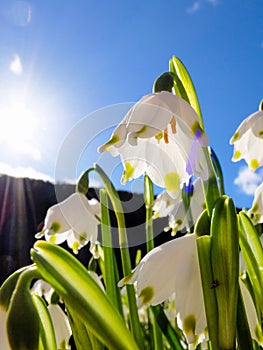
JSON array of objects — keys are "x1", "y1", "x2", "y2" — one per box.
[{"x1": 0, "y1": 0, "x2": 262, "y2": 209}]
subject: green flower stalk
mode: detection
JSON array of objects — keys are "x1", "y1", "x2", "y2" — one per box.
[
  {"x1": 99, "y1": 189, "x2": 123, "y2": 316},
  {"x1": 92, "y1": 164, "x2": 144, "y2": 348}
]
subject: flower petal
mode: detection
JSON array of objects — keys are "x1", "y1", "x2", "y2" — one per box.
[
  {"x1": 121, "y1": 234, "x2": 206, "y2": 342},
  {"x1": 48, "y1": 304, "x2": 72, "y2": 350}
]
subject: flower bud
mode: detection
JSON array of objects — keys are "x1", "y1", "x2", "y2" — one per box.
[{"x1": 153, "y1": 72, "x2": 174, "y2": 93}]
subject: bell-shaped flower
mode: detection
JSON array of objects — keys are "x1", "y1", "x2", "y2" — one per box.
[
  {"x1": 153, "y1": 178, "x2": 205, "y2": 234},
  {"x1": 47, "y1": 304, "x2": 72, "y2": 350},
  {"x1": 230, "y1": 110, "x2": 263, "y2": 171},
  {"x1": 247, "y1": 182, "x2": 263, "y2": 224},
  {"x1": 239, "y1": 279, "x2": 263, "y2": 345},
  {"x1": 31, "y1": 279, "x2": 54, "y2": 304},
  {"x1": 36, "y1": 193, "x2": 101, "y2": 254},
  {"x1": 31, "y1": 279, "x2": 72, "y2": 349},
  {"x1": 98, "y1": 91, "x2": 209, "y2": 198},
  {"x1": 119, "y1": 233, "x2": 206, "y2": 346}
]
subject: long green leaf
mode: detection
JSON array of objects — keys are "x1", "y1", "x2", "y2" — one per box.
[
  {"x1": 31, "y1": 241, "x2": 139, "y2": 350},
  {"x1": 197, "y1": 236, "x2": 218, "y2": 348},
  {"x1": 238, "y1": 211, "x2": 263, "y2": 314},
  {"x1": 32, "y1": 295, "x2": 57, "y2": 350},
  {"x1": 169, "y1": 55, "x2": 203, "y2": 126},
  {"x1": 210, "y1": 195, "x2": 239, "y2": 349}
]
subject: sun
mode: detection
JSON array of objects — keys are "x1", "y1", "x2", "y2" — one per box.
[{"x1": 0, "y1": 103, "x2": 41, "y2": 160}]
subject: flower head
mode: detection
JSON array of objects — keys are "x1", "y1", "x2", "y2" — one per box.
[
  {"x1": 119, "y1": 233, "x2": 206, "y2": 346},
  {"x1": 31, "y1": 279, "x2": 72, "y2": 349},
  {"x1": 98, "y1": 91, "x2": 209, "y2": 197},
  {"x1": 153, "y1": 178, "x2": 205, "y2": 234},
  {"x1": 36, "y1": 193, "x2": 100, "y2": 254},
  {"x1": 247, "y1": 181, "x2": 263, "y2": 224},
  {"x1": 230, "y1": 110, "x2": 263, "y2": 171}
]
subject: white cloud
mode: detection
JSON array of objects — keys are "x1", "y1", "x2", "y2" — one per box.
[
  {"x1": 187, "y1": 1, "x2": 201, "y2": 14},
  {"x1": 234, "y1": 166, "x2": 263, "y2": 195},
  {"x1": 61, "y1": 177, "x2": 101, "y2": 188},
  {"x1": 9, "y1": 54, "x2": 23, "y2": 75},
  {"x1": 10, "y1": 141, "x2": 42, "y2": 160},
  {"x1": 0, "y1": 163, "x2": 53, "y2": 182}
]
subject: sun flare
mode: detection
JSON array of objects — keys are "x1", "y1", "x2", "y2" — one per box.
[{"x1": 0, "y1": 104, "x2": 41, "y2": 160}]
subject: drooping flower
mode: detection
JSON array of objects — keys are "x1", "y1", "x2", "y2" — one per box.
[
  {"x1": 98, "y1": 91, "x2": 209, "y2": 198},
  {"x1": 230, "y1": 110, "x2": 263, "y2": 171},
  {"x1": 239, "y1": 279, "x2": 263, "y2": 345},
  {"x1": 153, "y1": 178, "x2": 205, "y2": 234},
  {"x1": 47, "y1": 304, "x2": 72, "y2": 350},
  {"x1": 31, "y1": 280, "x2": 72, "y2": 350},
  {"x1": 247, "y1": 182, "x2": 263, "y2": 224},
  {"x1": 119, "y1": 233, "x2": 207, "y2": 346},
  {"x1": 36, "y1": 193, "x2": 101, "y2": 254}
]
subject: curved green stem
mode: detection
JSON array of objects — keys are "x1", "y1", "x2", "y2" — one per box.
[
  {"x1": 144, "y1": 174, "x2": 155, "y2": 252},
  {"x1": 93, "y1": 164, "x2": 144, "y2": 348},
  {"x1": 100, "y1": 189, "x2": 124, "y2": 317}
]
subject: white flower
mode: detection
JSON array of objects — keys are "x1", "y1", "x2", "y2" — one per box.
[
  {"x1": 247, "y1": 182, "x2": 263, "y2": 224},
  {"x1": 31, "y1": 279, "x2": 54, "y2": 304},
  {"x1": 48, "y1": 304, "x2": 72, "y2": 350},
  {"x1": 98, "y1": 91, "x2": 209, "y2": 198},
  {"x1": 36, "y1": 193, "x2": 101, "y2": 254},
  {"x1": 230, "y1": 110, "x2": 263, "y2": 171},
  {"x1": 31, "y1": 280, "x2": 72, "y2": 349},
  {"x1": 153, "y1": 178, "x2": 205, "y2": 234},
  {"x1": 119, "y1": 233, "x2": 206, "y2": 346},
  {"x1": 239, "y1": 279, "x2": 263, "y2": 345}
]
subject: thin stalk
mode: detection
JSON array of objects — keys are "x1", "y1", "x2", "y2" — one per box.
[
  {"x1": 144, "y1": 174, "x2": 155, "y2": 252},
  {"x1": 150, "y1": 305, "x2": 184, "y2": 350},
  {"x1": 144, "y1": 175, "x2": 164, "y2": 349},
  {"x1": 94, "y1": 164, "x2": 144, "y2": 348},
  {"x1": 100, "y1": 189, "x2": 124, "y2": 317}
]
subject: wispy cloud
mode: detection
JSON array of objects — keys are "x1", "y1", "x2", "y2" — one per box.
[
  {"x1": 187, "y1": 1, "x2": 201, "y2": 14},
  {"x1": 187, "y1": 0, "x2": 218, "y2": 14},
  {"x1": 0, "y1": 163, "x2": 53, "y2": 182},
  {"x1": 234, "y1": 166, "x2": 263, "y2": 195},
  {"x1": 9, "y1": 54, "x2": 23, "y2": 75},
  {"x1": 206, "y1": 0, "x2": 218, "y2": 5}
]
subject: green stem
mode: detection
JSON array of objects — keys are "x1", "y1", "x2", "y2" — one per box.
[
  {"x1": 144, "y1": 175, "x2": 164, "y2": 349},
  {"x1": 144, "y1": 174, "x2": 155, "y2": 252},
  {"x1": 150, "y1": 305, "x2": 184, "y2": 350},
  {"x1": 100, "y1": 189, "x2": 124, "y2": 317},
  {"x1": 94, "y1": 164, "x2": 144, "y2": 348}
]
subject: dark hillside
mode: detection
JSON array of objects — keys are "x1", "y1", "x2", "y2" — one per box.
[{"x1": 0, "y1": 175, "x2": 173, "y2": 285}]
